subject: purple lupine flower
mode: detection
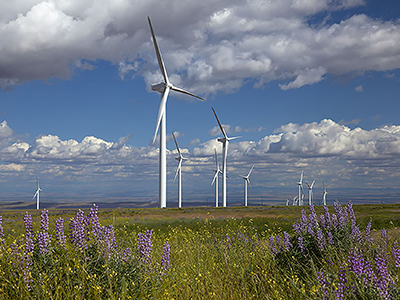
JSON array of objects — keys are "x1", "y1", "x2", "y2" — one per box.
[
  {"x1": 100, "y1": 225, "x2": 117, "y2": 259},
  {"x1": 161, "y1": 241, "x2": 171, "y2": 271},
  {"x1": 317, "y1": 271, "x2": 330, "y2": 300},
  {"x1": 392, "y1": 242, "x2": 400, "y2": 268},
  {"x1": 120, "y1": 247, "x2": 131, "y2": 262},
  {"x1": 331, "y1": 214, "x2": 338, "y2": 229},
  {"x1": 374, "y1": 251, "x2": 390, "y2": 299},
  {"x1": 351, "y1": 224, "x2": 362, "y2": 245},
  {"x1": 348, "y1": 249, "x2": 364, "y2": 278},
  {"x1": 336, "y1": 267, "x2": 347, "y2": 300},
  {"x1": 363, "y1": 260, "x2": 377, "y2": 285},
  {"x1": 324, "y1": 205, "x2": 331, "y2": 228},
  {"x1": 319, "y1": 215, "x2": 326, "y2": 228},
  {"x1": 69, "y1": 210, "x2": 87, "y2": 250},
  {"x1": 347, "y1": 201, "x2": 356, "y2": 225},
  {"x1": 275, "y1": 234, "x2": 282, "y2": 250},
  {"x1": 316, "y1": 229, "x2": 325, "y2": 251},
  {"x1": 226, "y1": 234, "x2": 231, "y2": 247},
  {"x1": 298, "y1": 235, "x2": 305, "y2": 254},
  {"x1": 300, "y1": 210, "x2": 308, "y2": 232},
  {"x1": 292, "y1": 222, "x2": 301, "y2": 236},
  {"x1": 137, "y1": 229, "x2": 153, "y2": 264},
  {"x1": 307, "y1": 223, "x2": 316, "y2": 237},
  {"x1": 283, "y1": 232, "x2": 292, "y2": 251},
  {"x1": 269, "y1": 236, "x2": 278, "y2": 256},
  {"x1": 55, "y1": 217, "x2": 66, "y2": 248},
  {"x1": 89, "y1": 204, "x2": 101, "y2": 239},
  {"x1": 38, "y1": 209, "x2": 50, "y2": 254},
  {"x1": 327, "y1": 232, "x2": 334, "y2": 245},
  {"x1": 308, "y1": 204, "x2": 318, "y2": 229},
  {"x1": 365, "y1": 218, "x2": 373, "y2": 243},
  {"x1": 23, "y1": 212, "x2": 34, "y2": 290}
]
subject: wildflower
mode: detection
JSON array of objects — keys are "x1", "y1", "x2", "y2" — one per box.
[
  {"x1": 381, "y1": 229, "x2": 387, "y2": 250},
  {"x1": 38, "y1": 209, "x2": 51, "y2": 254},
  {"x1": 327, "y1": 232, "x2": 334, "y2": 245},
  {"x1": 316, "y1": 229, "x2": 325, "y2": 251},
  {"x1": 0, "y1": 216, "x2": 4, "y2": 243},
  {"x1": 269, "y1": 236, "x2": 277, "y2": 256},
  {"x1": 137, "y1": 230, "x2": 153, "y2": 264},
  {"x1": 348, "y1": 248, "x2": 364, "y2": 278},
  {"x1": 55, "y1": 217, "x2": 66, "y2": 248},
  {"x1": 392, "y1": 242, "x2": 400, "y2": 268},
  {"x1": 323, "y1": 205, "x2": 331, "y2": 228},
  {"x1": 161, "y1": 241, "x2": 171, "y2": 271},
  {"x1": 283, "y1": 231, "x2": 292, "y2": 251},
  {"x1": 365, "y1": 218, "x2": 373, "y2": 243},
  {"x1": 298, "y1": 236, "x2": 305, "y2": 254},
  {"x1": 336, "y1": 267, "x2": 347, "y2": 300},
  {"x1": 317, "y1": 271, "x2": 330, "y2": 300},
  {"x1": 374, "y1": 251, "x2": 391, "y2": 298}
]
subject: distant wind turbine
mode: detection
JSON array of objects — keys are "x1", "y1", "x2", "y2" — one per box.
[
  {"x1": 241, "y1": 165, "x2": 255, "y2": 207},
  {"x1": 292, "y1": 196, "x2": 298, "y2": 206},
  {"x1": 147, "y1": 17, "x2": 204, "y2": 208},
  {"x1": 212, "y1": 107, "x2": 240, "y2": 207},
  {"x1": 322, "y1": 181, "x2": 328, "y2": 206},
  {"x1": 211, "y1": 149, "x2": 222, "y2": 207},
  {"x1": 305, "y1": 180, "x2": 316, "y2": 205},
  {"x1": 172, "y1": 132, "x2": 188, "y2": 209},
  {"x1": 32, "y1": 176, "x2": 42, "y2": 210},
  {"x1": 297, "y1": 170, "x2": 304, "y2": 206}
]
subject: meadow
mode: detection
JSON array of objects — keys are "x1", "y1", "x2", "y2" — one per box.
[{"x1": 0, "y1": 203, "x2": 399, "y2": 299}]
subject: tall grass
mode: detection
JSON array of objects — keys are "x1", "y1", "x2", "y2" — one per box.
[{"x1": 0, "y1": 203, "x2": 399, "y2": 299}]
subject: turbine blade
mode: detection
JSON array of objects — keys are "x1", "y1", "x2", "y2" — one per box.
[
  {"x1": 174, "y1": 160, "x2": 182, "y2": 182},
  {"x1": 152, "y1": 87, "x2": 170, "y2": 143},
  {"x1": 211, "y1": 171, "x2": 218, "y2": 185},
  {"x1": 171, "y1": 85, "x2": 204, "y2": 101},
  {"x1": 247, "y1": 179, "x2": 253, "y2": 195},
  {"x1": 172, "y1": 132, "x2": 182, "y2": 156},
  {"x1": 214, "y1": 148, "x2": 218, "y2": 169},
  {"x1": 247, "y1": 164, "x2": 255, "y2": 177},
  {"x1": 32, "y1": 190, "x2": 38, "y2": 199},
  {"x1": 311, "y1": 180, "x2": 315, "y2": 189},
  {"x1": 147, "y1": 17, "x2": 169, "y2": 84},
  {"x1": 211, "y1": 107, "x2": 228, "y2": 139},
  {"x1": 227, "y1": 136, "x2": 241, "y2": 141}
]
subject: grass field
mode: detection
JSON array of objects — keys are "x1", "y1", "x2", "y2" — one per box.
[{"x1": 0, "y1": 203, "x2": 399, "y2": 299}]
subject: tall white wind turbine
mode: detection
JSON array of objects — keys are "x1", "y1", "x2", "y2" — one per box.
[
  {"x1": 297, "y1": 170, "x2": 304, "y2": 206},
  {"x1": 148, "y1": 17, "x2": 204, "y2": 208},
  {"x1": 172, "y1": 132, "x2": 188, "y2": 208},
  {"x1": 212, "y1": 107, "x2": 239, "y2": 207},
  {"x1": 306, "y1": 180, "x2": 316, "y2": 205},
  {"x1": 211, "y1": 148, "x2": 222, "y2": 207},
  {"x1": 32, "y1": 176, "x2": 42, "y2": 210},
  {"x1": 241, "y1": 165, "x2": 255, "y2": 207},
  {"x1": 322, "y1": 181, "x2": 328, "y2": 206}
]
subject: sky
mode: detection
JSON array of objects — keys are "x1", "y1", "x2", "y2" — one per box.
[{"x1": 1, "y1": 0, "x2": 400, "y2": 206}]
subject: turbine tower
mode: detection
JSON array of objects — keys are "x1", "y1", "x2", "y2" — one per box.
[
  {"x1": 148, "y1": 17, "x2": 203, "y2": 208},
  {"x1": 211, "y1": 148, "x2": 222, "y2": 207},
  {"x1": 212, "y1": 107, "x2": 239, "y2": 207},
  {"x1": 33, "y1": 176, "x2": 42, "y2": 210},
  {"x1": 172, "y1": 132, "x2": 188, "y2": 208},
  {"x1": 297, "y1": 170, "x2": 304, "y2": 206},
  {"x1": 241, "y1": 165, "x2": 255, "y2": 207},
  {"x1": 322, "y1": 181, "x2": 328, "y2": 206},
  {"x1": 305, "y1": 180, "x2": 315, "y2": 205}
]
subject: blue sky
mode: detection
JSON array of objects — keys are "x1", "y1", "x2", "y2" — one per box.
[{"x1": 1, "y1": 0, "x2": 400, "y2": 206}]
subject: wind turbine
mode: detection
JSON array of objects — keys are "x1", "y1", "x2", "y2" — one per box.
[
  {"x1": 305, "y1": 180, "x2": 315, "y2": 205},
  {"x1": 172, "y1": 132, "x2": 188, "y2": 208},
  {"x1": 211, "y1": 148, "x2": 222, "y2": 207},
  {"x1": 297, "y1": 170, "x2": 304, "y2": 206},
  {"x1": 32, "y1": 176, "x2": 42, "y2": 210},
  {"x1": 292, "y1": 196, "x2": 298, "y2": 206},
  {"x1": 147, "y1": 17, "x2": 204, "y2": 208},
  {"x1": 212, "y1": 107, "x2": 239, "y2": 207},
  {"x1": 322, "y1": 181, "x2": 328, "y2": 206},
  {"x1": 241, "y1": 165, "x2": 255, "y2": 207}
]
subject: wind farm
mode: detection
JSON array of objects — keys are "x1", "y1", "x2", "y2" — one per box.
[{"x1": 1, "y1": 3, "x2": 400, "y2": 298}]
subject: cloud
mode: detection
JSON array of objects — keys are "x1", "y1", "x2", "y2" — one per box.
[
  {"x1": 338, "y1": 118, "x2": 361, "y2": 125},
  {"x1": 355, "y1": 85, "x2": 363, "y2": 92},
  {"x1": 0, "y1": 1, "x2": 399, "y2": 92}
]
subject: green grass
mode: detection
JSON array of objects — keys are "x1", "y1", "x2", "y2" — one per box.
[{"x1": 0, "y1": 203, "x2": 399, "y2": 299}]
